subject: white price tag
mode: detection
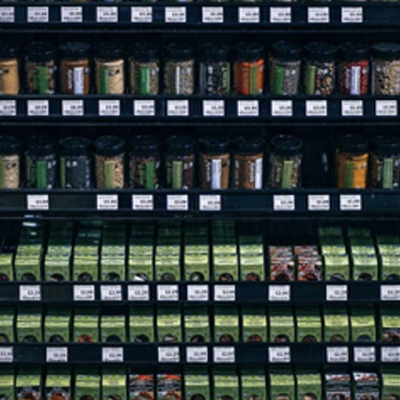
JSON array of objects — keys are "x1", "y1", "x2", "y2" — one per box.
[
  {"x1": 28, "y1": 100, "x2": 49, "y2": 116},
  {"x1": 0, "y1": 347, "x2": 13, "y2": 363},
  {"x1": 28, "y1": 6, "x2": 49, "y2": 23},
  {"x1": 131, "y1": 6, "x2": 152, "y2": 23},
  {"x1": 134, "y1": 100, "x2": 155, "y2": 116},
  {"x1": 213, "y1": 347, "x2": 235, "y2": 363},
  {"x1": 306, "y1": 100, "x2": 327, "y2": 116},
  {"x1": 238, "y1": 100, "x2": 259, "y2": 117},
  {"x1": 340, "y1": 194, "x2": 362, "y2": 211},
  {"x1": 203, "y1": 100, "x2": 225, "y2": 117},
  {"x1": 341, "y1": 100, "x2": 363, "y2": 116},
  {"x1": 102, "y1": 347, "x2": 124, "y2": 362},
  {"x1": 157, "y1": 285, "x2": 179, "y2": 301},
  {"x1": 354, "y1": 347, "x2": 375, "y2": 363},
  {"x1": 186, "y1": 346, "x2": 208, "y2": 363},
  {"x1": 62, "y1": 100, "x2": 84, "y2": 116},
  {"x1": 271, "y1": 100, "x2": 293, "y2": 116},
  {"x1": 73, "y1": 285, "x2": 95, "y2": 301},
  {"x1": 165, "y1": 7, "x2": 186, "y2": 23},
  {"x1": 97, "y1": 194, "x2": 118, "y2": 210},
  {"x1": 20, "y1": 285, "x2": 41, "y2": 301},
  {"x1": 132, "y1": 194, "x2": 154, "y2": 211},
  {"x1": 273, "y1": 195, "x2": 295, "y2": 211},
  {"x1": 308, "y1": 195, "x2": 330, "y2": 211},
  {"x1": 341, "y1": 7, "x2": 363, "y2": 23},
  {"x1": 61, "y1": 6, "x2": 83, "y2": 23},
  {"x1": 376, "y1": 100, "x2": 397, "y2": 116},
  {"x1": 239, "y1": 7, "x2": 260, "y2": 23},
  {"x1": 199, "y1": 195, "x2": 221, "y2": 211},
  {"x1": 128, "y1": 285, "x2": 150, "y2": 301},
  {"x1": 0, "y1": 7, "x2": 14, "y2": 23},
  {"x1": 158, "y1": 346, "x2": 180, "y2": 363},
  {"x1": 99, "y1": 100, "x2": 120, "y2": 116},
  {"x1": 269, "y1": 347, "x2": 291, "y2": 363},
  {"x1": 381, "y1": 285, "x2": 400, "y2": 301},
  {"x1": 214, "y1": 285, "x2": 235, "y2": 301},
  {"x1": 382, "y1": 347, "x2": 400, "y2": 362},
  {"x1": 326, "y1": 285, "x2": 348, "y2": 301},
  {"x1": 96, "y1": 6, "x2": 118, "y2": 22},
  {"x1": 46, "y1": 347, "x2": 68, "y2": 363},
  {"x1": 187, "y1": 285, "x2": 209, "y2": 301},
  {"x1": 0, "y1": 100, "x2": 16, "y2": 116},
  {"x1": 27, "y1": 194, "x2": 49, "y2": 210},
  {"x1": 270, "y1": 7, "x2": 291, "y2": 23},
  {"x1": 269, "y1": 285, "x2": 290, "y2": 301},
  {"x1": 167, "y1": 195, "x2": 189, "y2": 211},
  {"x1": 101, "y1": 285, "x2": 122, "y2": 301},
  {"x1": 327, "y1": 347, "x2": 349, "y2": 363},
  {"x1": 167, "y1": 100, "x2": 189, "y2": 116},
  {"x1": 202, "y1": 7, "x2": 223, "y2": 23},
  {"x1": 307, "y1": 7, "x2": 329, "y2": 23}
]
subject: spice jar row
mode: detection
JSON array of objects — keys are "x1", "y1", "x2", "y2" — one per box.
[{"x1": 3, "y1": 41, "x2": 400, "y2": 96}]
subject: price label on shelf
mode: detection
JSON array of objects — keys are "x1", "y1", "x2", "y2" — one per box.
[
  {"x1": 0, "y1": 100, "x2": 16, "y2": 116},
  {"x1": 202, "y1": 7, "x2": 223, "y2": 23},
  {"x1": 381, "y1": 285, "x2": 400, "y2": 301},
  {"x1": 214, "y1": 285, "x2": 235, "y2": 301},
  {"x1": 308, "y1": 194, "x2": 330, "y2": 211},
  {"x1": 239, "y1": 7, "x2": 260, "y2": 23},
  {"x1": 167, "y1": 100, "x2": 189, "y2": 116},
  {"x1": 99, "y1": 100, "x2": 120, "y2": 116},
  {"x1": 306, "y1": 100, "x2": 327, "y2": 116},
  {"x1": 46, "y1": 347, "x2": 68, "y2": 363},
  {"x1": 157, "y1": 285, "x2": 179, "y2": 301},
  {"x1": 165, "y1": 7, "x2": 186, "y2": 23},
  {"x1": 97, "y1": 194, "x2": 118, "y2": 210},
  {"x1": 376, "y1": 100, "x2": 398, "y2": 116},
  {"x1": 213, "y1": 347, "x2": 235, "y2": 363},
  {"x1": 20, "y1": 285, "x2": 41, "y2": 301},
  {"x1": 341, "y1": 100, "x2": 363, "y2": 116},
  {"x1": 382, "y1": 347, "x2": 400, "y2": 362},
  {"x1": 340, "y1": 194, "x2": 362, "y2": 211},
  {"x1": 134, "y1": 100, "x2": 155, "y2": 116},
  {"x1": 271, "y1": 100, "x2": 293, "y2": 116},
  {"x1": 354, "y1": 347, "x2": 375, "y2": 363},
  {"x1": 186, "y1": 346, "x2": 208, "y2": 363},
  {"x1": 132, "y1": 194, "x2": 154, "y2": 211},
  {"x1": 167, "y1": 195, "x2": 189, "y2": 211},
  {"x1": 158, "y1": 347, "x2": 180, "y2": 363},
  {"x1": 187, "y1": 285, "x2": 209, "y2": 301},
  {"x1": 27, "y1": 194, "x2": 49, "y2": 210},
  {"x1": 270, "y1": 7, "x2": 291, "y2": 23},
  {"x1": 326, "y1": 285, "x2": 348, "y2": 301},
  {"x1": 307, "y1": 7, "x2": 329, "y2": 23},
  {"x1": 0, "y1": 7, "x2": 15, "y2": 23},
  {"x1": 203, "y1": 100, "x2": 225, "y2": 117},
  {"x1": 62, "y1": 100, "x2": 84, "y2": 116},
  {"x1": 341, "y1": 7, "x2": 363, "y2": 23},
  {"x1": 199, "y1": 195, "x2": 221, "y2": 211},
  {"x1": 238, "y1": 100, "x2": 259, "y2": 117},
  {"x1": 269, "y1": 347, "x2": 291, "y2": 363},
  {"x1": 28, "y1": 6, "x2": 49, "y2": 23},
  {"x1": 61, "y1": 7, "x2": 83, "y2": 23},
  {"x1": 73, "y1": 285, "x2": 95, "y2": 301},
  {"x1": 128, "y1": 285, "x2": 150, "y2": 301},
  {"x1": 273, "y1": 195, "x2": 295, "y2": 211},
  {"x1": 101, "y1": 285, "x2": 122, "y2": 301},
  {"x1": 0, "y1": 348, "x2": 13, "y2": 363},
  {"x1": 327, "y1": 347, "x2": 349, "y2": 363},
  {"x1": 96, "y1": 6, "x2": 118, "y2": 22},
  {"x1": 102, "y1": 347, "x2": 124, "y2": 362},
  {"x1": 28, "y1": 100, "x2": 49, "y2": 116},
  {"x1": 269, "y1": 285, "x2": 290, "y2": 301},
  {"x1": 131, "y1": 6, "x2": 152, "y2": 23}
]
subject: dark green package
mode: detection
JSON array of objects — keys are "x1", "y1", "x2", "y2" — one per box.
[
  {"x1": 129, "y1": 256, "x2": 154, "y2": 282},
  {"x1": 0, "y1": 369, "x2": 14, "y2": 400},
  {"x1": 325, "y1": 373, "x2": 351, "y2": 400},
  {"x1": 352, "y1": 254, "x2": 378, "y2": 281},
  {"x1": 45, "y1": 254, "x2": 70, "y2": 282},
  {"x1": 242, "y1": 307, "x2": 267, "y2": 343},
  {"x1": 75, "y1": 373, "x2": 100, "y2": 400},
  {"x1": 324, "y1": 307, "x2": 349, "y2": 343},
  {"x1": 382, "y1": 373, "x2": 400, "y2": 400},
  {"x1": 101, "y1": 316, "x2": 125, "y2": 343},
  {"x1": 323, "y1": 255, "x2": 349, "y2": 282},
  {"x1": 129, "y1": 307, "x2": 154, "y2": 343},
  {"x1": 185, "y1": 254, "x2": 210, "y2": 282},
  {"x1": 240, "y1": 255, "x2": 265, "y2": 282},
  {"x1": 74, "y1": 311, "x2": 99, "y2": 343},
  {"x1": 157, "y1": 374, "x2": 181, "y2": 400},
  {"x1": 213, "y1": 370, "x2": 239, "y2": 400},
  {"x1": 185, "y1": 369, "x2": 210, "y2": 400},
  {"x1": 270, "y1": 373, "x2": 295, "y2": 400},
  {"x1": 155, "y1": 256, "x2": 180, "y2": 282},
  {"x1": 16, "y1": 369, "x2": 41, "y2": 400},
  {"x1": 296, "y1": 373, "x2": 322, "y2": 400},
  {"x1": 213, "y1": 255, "x2": 239, "y2": 282},
  {"x1": 242, "y1": 370, "x2": 266, "y2": 400},
  {"x1": 0, "y1": 254, "x2": 13, "y2": 281},
  {"x1": 101, "y1": 258, "x2": 125, "y2": 282},
  {"x1": 353, "y1": 372, "x2": 379, "y2": 400},
  {"x1": 73, "y1": 258, "x2": 98, "y2": 282},
  {"x1": 269, "y1": 308, "x2": 294, "y2": 343},
  {"x1": 102, "y1": 369, "x2": 126, "y2": 400},
  {"x1": 214, "y1": 307, "x2": 239, "y2": 343},
  {"x1": 0, "y1": 309, "x2": 14, "y2": 343},
  {"x1": 381, "y1": 308, "x2": 400, "y2": 342},
  {"x1": 157, "y1": 307, "x2": 181, "y2": 343},
  {"x1": 381, "y1": 256, "x2": 400, "y2": 282},
  {"x1": 129, "y1": 374, "x2": 154, "y2": 400},
  {"x1": 14, "y1": 255, "x2": 41, "y2": 282},
  {"x1": 185, "y1": 307, "x2": 210, "y2": 343},
  {"x1": 45, "y1": 311, "x2": 70, "y2": 344},
  {"x1": 351, "y1": 307, "x2": 376, "y2": 343},
  {"x1": 297, "y1": 308, "x2": 321, "y2": 343},
  {"x1": 45, "y1": 369, "x2": 70, "y2": 400},
  {"x1": 17, "y1": 309, "x2": 42, "y2": 343}
]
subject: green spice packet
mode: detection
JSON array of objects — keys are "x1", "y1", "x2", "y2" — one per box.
[
  {"x1": 213, "y1": 370, "x2": 239, "y2": 400},
  {"x1": 0, "y1": 369, "x2": 14, "y2": 400},
  {"x1": 242, "y1": 370, "x2": 266, "y2": 400},
  {"x1": 324, "y1": 307, "x2": 349, "y2": 343},
  {"x1": 270, "y1": 372, "x2": 295, "y2": 400},
  {"x1": 45, "y1": 311, "x2": 70, "y2": 344},
  {"x1": 382, "y1": 373, "x2": 400, "y2": 400},
  {"x1": 185, "y1": 369, "x2": 210, "y2": 400},
  {"x1": 185, "y1": 307, "x2": 210, "y2": 343},
  {"x1": 101, "y1": 316, "x2": 125, "y2": 343},
  {"x1": 296, "y1": 373, "x2": 321, "y2": 400},
  {"x1": 157, "y1": 307, "x2": 181, "y2": 343},
  {"x1": 75, "y1": 373, "x2": 100, "y2": 400},
  {"x1": 0, "y1": 308, "x2": 14, "y2": 343},
  {"x1": 270, "y1": 308, "x2": 294, "y2": 343},
  {"x1": 214, "y1": 307, "x2": 239, "y2": 343},
  {"x1": 297, "y1": 308, "x2": 321, "y2": 343},
  {"x1": 242, "y1": 307, "x2": 267, "y2": 343},
  {"x1": 351, "y1": 307, "x2": 376, "y2": 343},
  {"x1": 102, "y1": 369, "x2": 126, "y2": 400},
  {"x1": 46, "y1": 370, "x2": 70, "y2": 400},
  {"x1": 130, "y1": 307, "x2": 154, "y2": 343}
]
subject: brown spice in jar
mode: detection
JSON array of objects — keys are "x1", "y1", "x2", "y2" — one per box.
[
  {"x1": 0, "y1": 58, "x2": 19, "y2": 94},
  {"x1": 61, "y1": 59, "x2": 90, "y2": 95}
]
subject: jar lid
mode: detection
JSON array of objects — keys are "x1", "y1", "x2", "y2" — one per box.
[
  {"x1": 59, "y1": 42, "x2": 91, "y2": 59},
  {"x1": 202, "y1": 44, "x2": 230, "y2": 61},
  {"x1": 372, "y1": 136, "x2": 400, "y2": 156},
  {"x1": 371, "y1": 43, "x2": 400, "y2": 60},
  {"x1": 59, "y1": 136, "x2": 91, "y2": 156},
  {"x1": 236, "y1": 42, "x2": 264, "y2": 61},
  {"x1": 28, "y1": 42, "x2": 55, "y2": 62},
  {"x1": 165, "y1": 42, "x2": 194, "y2": 60},
  {"x1": 234, "y1": 136, "x2": 264, "y2": 155},
  {"x1": 200, "y1": 136, "x2": 230, "y2": 154},
  {"x1": 271, "y1": 135, "x2": 303, "y2": 156},
  {"x1": 304, "y1": 42, "x2": 337, "y2": 61},
  {"x1": 339, "y1": 42, "x2": 369, "y2": 61},
  {"x1": 130, "y1": 135, "x2": 160, "y2": 156},
  {"x1": 0, "y1": 42, "x2": 19, "y2": 59},
  {"x1": 0, "y1": 135, "x2": 21, "y2": 155},
  {"x1": 271, "y1": 41, "x2": 302, "y2": 61},
  {"x1": 26, "y1": 135, "x2": 56, "y2": 156},
  {"x1": 130, "y1": 42, "x2": 158, "y2": 62},
  {"x1": 94, "y1": 136, "x2": 125, "y2": 157},
  {"x1": 338, "y1": 134, "x2": 368, "y2": 154},
  {"x1": 165, "y1": 136, "x2": 196, "y2": 155},
  {"x1": 96, "y1": 42, "x2": 125, "y2": 60}
]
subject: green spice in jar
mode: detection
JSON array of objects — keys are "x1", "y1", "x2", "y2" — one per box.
[{"x1": 0, "y1": 135, "x2": 21, "y2": 189}]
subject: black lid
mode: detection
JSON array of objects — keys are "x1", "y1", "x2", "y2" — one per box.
[
  {"x1": 0, "y1": 135, "x2": 21, "y2": 155},
  {"x1": 271, "y1": 41, "x2": 302, "y2": 61},
  {"x1": 234, "y1": 136, "x2": 264, "y2": 155},
  {"x1": 165, "y1": 42, "x2": 194, "y2": 60},
  {"x1": 130, "y1": 42, "x2": 158, "y2": 62},
  {"x1": 339, "y1": 42, "x2": 369, "y2": 61},
  {"x1": 93, "y1": 136, "x2": 125, "y2": 157},
  {"x1": 28, "y1": 42, "x2": 55, "y2": 62},
  {"x1": 202, "y1": 44, "x2": 230, "y2": 61},
  {"x1": 59, "y1": 136, "x2": 91, "y2": 157},
  {"x1": 372, "y1": 136, "x2": 400, "y2": 156},
  {"x1": 338, "y1": 134, "x2": 368, "y2": 154},
  {"x1": 371, "y1": 43, "x2": 400, "y2": 60},
  {"x1": 96, "y1": 42, "x2": 125, "y2": 60},
  {"x1": 271, "y1": 135, "x2": 303, "y2": 156},
  {"x1": 200, "y1": 136, "x2": 230, "y2": 155},
  {"x1": 165, "y1": 136, "x2": 196, "y2": 155},
  {"x1": 26, "y1": 136, "x2": 56, "y2": 156},
  {"x1": 0, "y1": 42, "x2": 19, "y2": 59},
  {"x1": 59, "y1": 42, "x2": 91, "y2": 59},
  {"x1": 237, "y1": 42, "x2": 264, "y2": 61},
  {"x1": 304, "y1": 42, "x2": 337, "y2": 62},
  {"x1": 130, "y1": 135, "x2": 160, "y2": 156}
]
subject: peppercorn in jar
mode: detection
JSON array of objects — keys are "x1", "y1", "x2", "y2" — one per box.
[
  {"x1": 0, "y1": 135, "x2": 21, "y2": 189},
  {"x1": 0, "y1": 42, "x2": 20, "y2": 95}
]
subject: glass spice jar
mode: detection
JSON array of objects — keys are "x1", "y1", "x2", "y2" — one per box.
[
  {"x1": 200, "y1": 136, "x2": 231, "y2": 190},
  {"x1": 95, "y1": 43, "x2": 125, "y2": 95},
  {"x1": 164, "y1": 43, "x2": 195, "y2": 95},
  {"x1": 338, "y1": 42, "x2": 369, "y2": 96},
  {"x1": 26, "y1": 42, "x2": 56, "y2": 95},
  {"x1": 234, "y1": 43, "x2": 265, "y2": 95},
  {"x1": 165, "y1": 136, "x2": 196, "y2": 189},
  {"x1": 303, "y1": 42, "x2": 337, "y2": 96},
  {"x1": 59, "y1": 42, "x2": 91, "y2": 95},
  {"x1": 25, "y1": 135, "x2": 57, "y2": 189},
  {"x1": 234, "y1": 136, "x2": 264, "y2": 190},
  {"x1": 269, "y1": 41, "x2": 302, "y2": 96},
  {"x1": 129, "y1": 135, "x2": 161, "y2": 189},
  {"x1": 269, "y1": 135, "x2": 303, "y2": 189},
  {"x1": 0, "y1": 42, "x2": 20, "y2": 95},
  {"x1": 129, "y1": 43, "x2": 159, "y2": 95},
  {"x1": 59, "y1": 136, "x2": 92, "y2": 189},
  {"x1": 94, "y1": 136, "x2": 125, "y2": 189},
  {"x1": 199, "y1": 44, "x2": 231, "y2": 95},
  {"x1": 336, "y1": 134, "x2": 369, "y2": 189},
  {"x1": 370, "y1": 136, "x2": 400, "y2": 189},
  {"x1": 0, "y1": 135, "x2": 21, "y2": 189}
]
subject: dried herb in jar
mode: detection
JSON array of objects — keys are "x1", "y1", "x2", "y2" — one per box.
[
  {"x1": 0, "y1": 42, "x2": 20, "y2": 95},
  {"x1": 0, "y1": 135, "x2": 21, "y2": 189}
]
